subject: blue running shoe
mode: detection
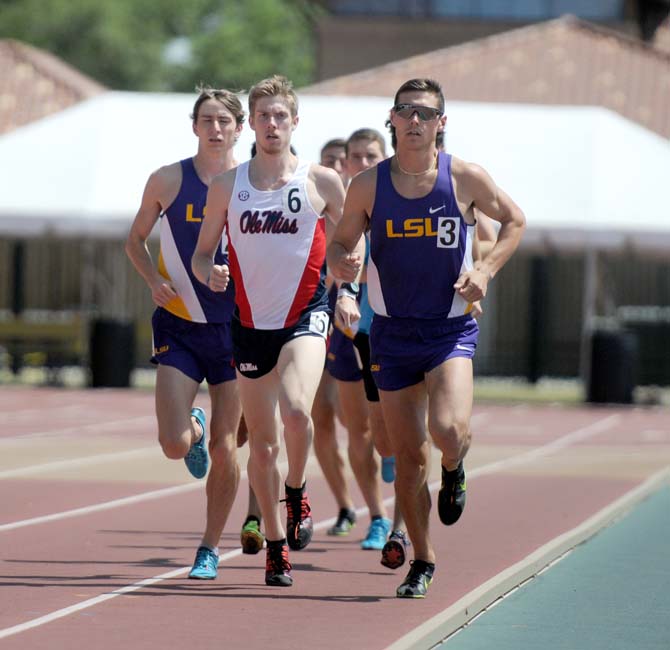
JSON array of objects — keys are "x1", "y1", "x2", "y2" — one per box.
[
  {"x1": 361, "y1": 516, "x2": 391, "y2": 550},
  {"x1": 381, "y1": 456, "x2": 396, "y2": 483},
  {"x1": 188, "y1": 546, "x2": 218, "y2": 580},
  {"x1": 185, "y1": 407, "x2": 209, "y2": 479}
]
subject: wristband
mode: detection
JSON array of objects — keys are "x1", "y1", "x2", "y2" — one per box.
[
  {"x1": 338, "y1": 282, "x2": 359, "y2": 300},
  {"x1": 340, "y1": 282, "x2": 359, "y2": 295},
  {"x1": 337, "y1": 287, "x2": 357, "y2": 300}
]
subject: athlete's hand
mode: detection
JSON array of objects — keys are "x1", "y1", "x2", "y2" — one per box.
[
  {"x1": 335, "y1": 295, "x2": 361, "y2": 331},
  {"x1": 208, "y1": 264, "x2": 230, "y2": 292},
  {"x1": 332, "y1": 252, "x2": 362, "y2": 283},
  {"x1": 454, "y1": 268, "x2": 488, "y2": 303},
  {"x1": 470, "y1": 300, "x2": 484, "y2": 319},
  {"x1": 150, "y1": 280, "x2": 178, "y2": 307}
]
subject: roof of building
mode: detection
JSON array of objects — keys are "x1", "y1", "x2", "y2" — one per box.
[
  {"x1": 0, "y1": 39, "x2": 105, "y2": 135},
  {"x1": 302, "y1": 15, "x2": 670, "y2": 138},
  {"x1": 0, "y1": 92, "x2": 668, "y2": 255}
]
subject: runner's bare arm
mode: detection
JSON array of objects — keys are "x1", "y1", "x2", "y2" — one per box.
[
  {"x1": 312, "y1": 164, "x2": 346, "y2": 244},
  {"x1": 469, "y1": 208, "x2": 498, "y2": 318},
  {"x1": 191, "y1": 169, "x2": 235, "y2": 292},
  {"x1": 457, "y1": 161, "x2": 525, "y2": 279},
  {"x1": 125, "y1": 164, "x2": 180, "y2": 307},
  {"x1": 314, "y1": 164, "x2": 364, "y2": 284},
  {"x1": 475, "y1": 208, "x2": 498, "y2": 260},
  {"x1": 452, "y1": 160, "x2": 525, "y2": 302},
  {"x1": 327, "y1": 169, "x2": 373, "y2": 282}
]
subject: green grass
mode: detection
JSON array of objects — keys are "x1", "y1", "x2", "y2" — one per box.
[
  {"x1": 2, "y1": 365, "x2": 667, "y2": 406},
  {"x1": 474, "y1": 377, "x2": 583, "y2": 404}
]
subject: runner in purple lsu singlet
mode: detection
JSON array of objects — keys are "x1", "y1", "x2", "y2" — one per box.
[{"x1": 367, "y1": 151, "x2": 479, "y2": 391}]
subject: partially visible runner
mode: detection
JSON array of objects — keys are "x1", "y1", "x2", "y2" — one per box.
[
  {"x1": 193, "y1": 75, "x2": 361, "y2": 587},
  {"x1": 313, "y1": 138, "x2": 359, "y2": 536},
  {"x1": 125, "y1": 87, "x2": 263, "y2": 581},
  {"x1": 329, "y1": 128, "x2": 410, "y2": 556},
  {"x1": 344, "y1": 128, "x2": 409, "y2": 564},
  {"x1": 328, "y1": 78, "x2": 525, "y2": 598},
  {"x1": 236, "y1": 415, "x2": 265, "y2": 556},
  {"x1": 319, "y1": 138, "x2": 347, "y2": 184}
]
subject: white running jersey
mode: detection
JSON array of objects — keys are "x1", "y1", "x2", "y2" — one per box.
[{"x1": 227, "y1": 159, "x2": 328, "y2": 329}]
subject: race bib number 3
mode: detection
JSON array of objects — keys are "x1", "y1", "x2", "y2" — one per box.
[
  {"x1": 309, "y1": 311, "x2": 329, "y2": 338},
  {"x1": 437, "y1": 217, "x2": 460, "y2": 249}
]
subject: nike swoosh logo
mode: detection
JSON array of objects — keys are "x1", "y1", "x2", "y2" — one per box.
[
  {"x1": 428, "y1": 205, "x2": 445, "y2": 214},
  {"x1": 455, "y1": 344, "x2": 472, "y2": 351}
]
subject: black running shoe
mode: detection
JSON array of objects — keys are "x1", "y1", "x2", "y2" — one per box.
[
  {"x1": 381, "y1": 529, "x2": 410, "y2": 570},
  {"x1": 283, "y1": 484, "x2": 313, "y2": 550},
  {"x1": 438, "y1": 461, "x2": 466, "y2": 526},
  {"x1": 327, "y1": 507, "x2": 356, "y2": 536},
  {"x1": 396, "y1": 560, "x2": 435, "y2": 598},
  {"x1": 265, "y1": 541, "x2": 292, "y2": 587}
]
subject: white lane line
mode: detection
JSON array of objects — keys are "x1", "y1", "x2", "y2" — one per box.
[
  {"x1": 0, "y1": 507, "x2": 349, "y2": 641},
  {"x1": 456, "y1": 413, "x2": 621, "y2": 480},
  {"x1": 0, "y1": 548, "x2": 236, "y2": 640},
  {"x1": 377, "y1": 413, "x2": 622, "y2": 509},
  {"x1": 1, "y1": 404, "x2": 84, "y2": 420},
  {"x1": 0, "y1": 483, "x2": 202, "y2": 532},
  {"x1": 0, "y1": 413, "x2": 489, "y2": 524},
  {"x1": 0, "y1": 454, "x2": 314, "y2": 532},
  {"x1": 1, "y1": 412, "x2": 488, "y2": 445},
  {"x1": 0, "y1": 412, "x2": 624, "y2": 640},
  {"x1": 0, "y1": 416, "x2": 156, "y2": 442},
  {"x1": 0, "y1": 447, "x2": 159, "y2": 479},
  {"x1": 0, "y1": 414, "x2": 619, "y2": 533}
]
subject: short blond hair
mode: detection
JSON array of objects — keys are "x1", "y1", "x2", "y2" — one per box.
[{"x1": 248, "y1": 75, "x2": 298, "y2": 117}]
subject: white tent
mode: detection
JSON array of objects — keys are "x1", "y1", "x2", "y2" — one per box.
[{"x1": 0, "y1": 90, "x2": 669, "y2": 251}]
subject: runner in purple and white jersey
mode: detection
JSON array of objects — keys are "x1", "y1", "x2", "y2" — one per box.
[{"x1": 328, "y1": 78, "x2": 525, "y2": 599}]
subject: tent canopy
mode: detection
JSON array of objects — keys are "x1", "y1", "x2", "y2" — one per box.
[{"x1": 0, "y1": 91, "x2": 668, "y2": 251}]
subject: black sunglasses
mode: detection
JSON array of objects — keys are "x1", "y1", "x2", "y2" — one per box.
[{"x1": 393, "y1": 103, "x2": 442, "y2": 121}]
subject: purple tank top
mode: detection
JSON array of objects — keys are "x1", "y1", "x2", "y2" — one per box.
[
  {"x1": 367, "y1": 152, "x2": 475, "y2": 320},
  {"x1": 160, "y1": 158, "x2": 235, "y2": 323}
]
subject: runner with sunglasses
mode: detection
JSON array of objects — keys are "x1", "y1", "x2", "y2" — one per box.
[{"x1": 328, "y1": 78, "x2": 525, "y2": 598}]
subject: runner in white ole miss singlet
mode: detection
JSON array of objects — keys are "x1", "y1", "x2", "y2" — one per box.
[{"x1": 192, "y1": 75, "x2": 362, "y2": 588}]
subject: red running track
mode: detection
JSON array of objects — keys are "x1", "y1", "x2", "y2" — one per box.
[{"x1": 1, "y1": 387, "x2": 669, "y2": 649}]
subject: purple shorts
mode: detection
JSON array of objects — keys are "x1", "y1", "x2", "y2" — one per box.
[
  {"x1": 326, "y1": 326, "x2": 363, "y2": 382},
  {"x1": 370, "y1": 314, "x2": 478, "y2": 391},
  {"x1": 151, "y1": 307, "x2": 236, "y2": 385}
]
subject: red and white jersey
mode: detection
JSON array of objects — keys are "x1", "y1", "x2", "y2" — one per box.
[{"x1": 226, "y1": 159, "x2": 328, "y2": 329}]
